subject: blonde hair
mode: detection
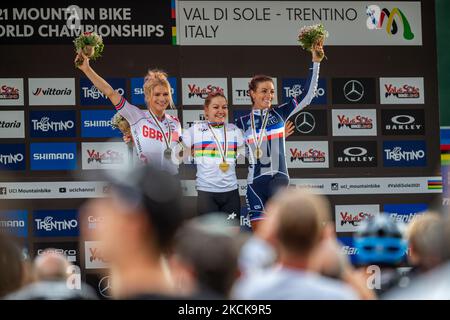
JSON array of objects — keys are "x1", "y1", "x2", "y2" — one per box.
[{"x1": 143, "y1": 69, "x2": 174, "y2": 109}]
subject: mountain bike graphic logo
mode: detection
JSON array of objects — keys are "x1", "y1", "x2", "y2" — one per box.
[{"x1": 366, "y1": 5, "x2": 415, "y2": 40}]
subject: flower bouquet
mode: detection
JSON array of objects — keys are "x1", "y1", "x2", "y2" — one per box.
[
  {"x1": 297, "y1": 24, "x2": 328, "y2": 59},
  {"x1": 74, "y1": 31, "x2": 104, "y2": 67},
  {"x1": 111, "y1": 112, "x2": 133, "y2": 146}
]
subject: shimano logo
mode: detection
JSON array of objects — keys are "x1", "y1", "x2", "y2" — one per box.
[
  {"x1": 0, "y1": 220, "x2": 25, "y2": 228},
  {"x1": 35, "y1": 216, "x2": 78, "y2": 231},
  {"x1": 83, "y1": 120, "x2": 112, "y2": 128},
  {"x1": 0, "y1": 153, "x2": 24, "y2": 164},
  {"x1": 384, "y1": 147, "x2": 425, "y2": 161},
  {"x1": 33, "y1": 153, "x2": 74, "y2": 160},
  {"x1": 0, "y1": 120, "x2": 22, "y2": 128},
  {"x1": 32, "y1": 117, "x2": 74, "y2": 132}
]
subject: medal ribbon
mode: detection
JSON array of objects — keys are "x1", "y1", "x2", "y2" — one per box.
[{"x1": 207, "y1": 122, "x2": 228, "y2": 163}]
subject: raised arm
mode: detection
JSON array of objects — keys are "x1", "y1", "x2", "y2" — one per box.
[{"x1": 75, "y1": 52, "x2": 122, "y2": 106}]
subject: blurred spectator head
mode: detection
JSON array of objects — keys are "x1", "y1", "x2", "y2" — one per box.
[
  {"x1": 170, "y1": 214, "x2": 239, "y2": 298},
  {"x1": 264, "y1": 188, "x2": 331, "y2": 258},
  {"x1": 354, "y1": 213, "x2": 407, "y2": 267},
  {"x1": 0, "y1": 233, "x2": 25, "y2": 297},
  {"x1": 34, "y1": 249, "x2": 71, "y2": 281}
]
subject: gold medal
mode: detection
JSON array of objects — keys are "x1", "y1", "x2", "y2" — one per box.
[
  {"x1": 255, "y1": 148, "x2": 263, "y2": 159},
  {"x1": 219, "y1": 161, "x2": 230, "y2": 172}
]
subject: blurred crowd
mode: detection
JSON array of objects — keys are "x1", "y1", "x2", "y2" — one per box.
[{"x1": 1, "y1": 164, "x2": 449, "y2": 300}]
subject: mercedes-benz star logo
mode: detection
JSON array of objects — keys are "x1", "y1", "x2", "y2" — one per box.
[
  {"x1": 294, "y1": 111, "x2": 315, "y2": 134},
  {"x1": 343, "y1": 80, "x2": 364, "y2": 102},
  {"x1": 98, "y1": 276, "x2": 112, "y2": 298}
]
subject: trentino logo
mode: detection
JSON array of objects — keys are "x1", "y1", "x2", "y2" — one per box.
[
  {"x1": 80, "y1": 78, "x2": 126, "y2": 106},
  {"x1": 81, "y1": 110, "x2": 122, "y2": 138},
  {"x1": 33, "y1": 210, "x2": 79, "y2": 237},
  {"x1": 30, "y1": 111, "x2": 76, "y2": 138},
  {"x1": 0, "y1": 210, "x2": 28, "y2": 237},
  {"x1": 282, "y1": 78, "x2": 326, "y2": 105},
  {"x1": 30, "y1": 143, "x2": 77, "y2": 171},
  {"x1": 366, "y1": 5, "x2": 415, "y2": 40},
  {"x1": 383, "y1": 203, "x2": 427, "y2": 224},
  {"x1": 0, "y1": 144, "x2": 26, "y2": 171},
  {"x1": 383, "y1": 140, "x2": 426, "y2": 167},
  {"x1": 131, "y1": 77, "x2": 177, "y2": 106}
]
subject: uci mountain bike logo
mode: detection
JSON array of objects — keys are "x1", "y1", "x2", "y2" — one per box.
[{"x1": 366, "y1": 5, "x2": 415, "y2": 40}]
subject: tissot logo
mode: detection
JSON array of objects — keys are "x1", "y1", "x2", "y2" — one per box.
[
  {"x1": 332, "y1": 109, "x2": 377, "y2": 136},
  {"x1": 0, "y1": 144, "x2": 26, "y2": 171},
  {"x1": 291, "y1": 109, "x2": 327, "y2": 136},
  {"x1": 28, "y1": 78, "x2": 75, "y2": 105},
  {"x1": 33, "y1": 210, "x2": 79, "y2": 237},
  {"x1": 80, "y1": 78, "x2": 126, "y2": 106},
  {"x1": 282, "y1": 78, "x2": 326, "y2": 105},
  {"x1": 29, "y1": 111, "x2": 76, "y2": 138},
  {"x1": 232, "y1": 78, "x2": 278, "y2": 105},
  {"x1": 182, "y1": 78, "x2": 228, "y2": 105},
  {"x1": 380, "y1": 78, "x2": 424, "y2": 104},
  {"x1": 0, "y1": 210, "x2": 28, "y2": 237},
  {"x1": 383, "y1": 140, "x2": 426, "y2": 167},
  {"x1": 0, "y1": 78, "x2": 24, "y2": 106},
  {"x1": 182, "y1": 110, "x2": 206, "y2": 128},
  {"x1": 286, "y1": 141, "x2": 329, "y2": 168},
  {"x1": 381, "y1": 109, "x2": 425, "y2": 135},
  {"x1": 332, "y1": 78, "x2": 376, "y2": 104},
  {"x1": 334, "y1": 141, "x2": 377, "y2": 167},
  {"x1": 335, "y1": 205, "x2": 379, "y2": 232}
]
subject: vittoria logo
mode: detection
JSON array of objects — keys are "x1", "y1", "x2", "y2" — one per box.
[
  {"x1": 28, "y1": 78, "x2": 75, "y2": 106},
  {"x1": 32, "y1": 87, "x2": 72, "y2": 96}
]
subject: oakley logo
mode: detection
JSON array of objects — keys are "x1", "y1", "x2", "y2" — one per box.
[
  {"x1": 343, "y1": 147, "x2": 367, "y2": 157},
  {"x1": 391, "y1": 115, "x2": 415, "y2": 125}
]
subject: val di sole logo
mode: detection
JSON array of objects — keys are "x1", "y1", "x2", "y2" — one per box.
[
  {"x1": 332, "y1": 109, "x2": 377, "y2": 136},
  {"x1": 335, "y1": 205, "x2": 380, "y2": 232},
  {"x1": 286, "y1": 141, "x2": 329, "y2": 168},
  {"x1": 181, "y1": 78, "x2": 228, "y2": 105},
  {"x1": 0, "y1": 78, "x2": 24, "y2": 106},
  {"x1": 379, "y1": 78, "x2": 425, "y2": 104},
  {"x1": 332, "y1": 78, "x2": 376, "y2": 105},
  {"x1": 366, "y1": 5, "x2": 415, "y2": 40}
]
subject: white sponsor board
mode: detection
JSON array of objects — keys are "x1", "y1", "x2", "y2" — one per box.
[
  {"x1": 182, "y1": 109, "x2": 206, "y2": 128},
  {"x1": 182, "y1": 78, "x2": 228, "y2": 105},
  {"x1": 335, "y1": 204, "x2": 380, "y2": 232},
  {"x1": 0, "y1": 176, "x2": 441, "y2": 199},
  {"x1": 332, "y1": 109, "x2": 377, "y2": 136},
  {"x1": 0, "y1": 78, "x2": 24, "y2": 106},
  {"x1": 379, "y1": 77, "x2": 425, "y2": 104},
  {"x1": 177, "y1": 1, "x2": 422, "y2": 46},
  {"x1": 84, "y1": 241, "x2": 109, "y2": 269},
  {"x1": 286, "y1": 141, "x2": 329, "y2": 168},
  {"x1": 232, "y1": 78, "x2": 278, "y2": 105},
  {"x1": 82, "y1": 142, "x2": 130, "y2": 170},
  {"x1": 28, "y1": 78, "x2": 75, "y2": 105},
  {"x1": 0, "y1": 111, "x2": 25, "y2": 138}
]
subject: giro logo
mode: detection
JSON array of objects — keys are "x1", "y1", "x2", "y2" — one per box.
[
  {"x1": 382, "y1": 110, "x2": 425, "y2": 135},
  {"x1": 332, "y1": 78, "x2": 375, "y2": 104},
  {"x1": 343, "y1": 147, "x2": 367, "y2": 157},
  {"x1": 343, "y1": 80, "x2": 364, "y2": 102},
  {"x1": 295, "y1": 111, "x2": 315, "y2": 134},
  {"x1": 334, "y1": 141, "x2": 377, "y2": 167},
  {"x1": 366, "y1": 5, "x2": 415, "y2": 40}
]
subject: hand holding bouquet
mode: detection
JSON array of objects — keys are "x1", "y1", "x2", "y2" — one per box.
[
  {"x1": 111, "y1": 113, "x2": 133, "y2": 146},
  {"x1": 298, "y1": 24, "x2": 328, "y2": 61},
  {"x1": 74, "y1": 32, "x2": 104, "y2": 67}
]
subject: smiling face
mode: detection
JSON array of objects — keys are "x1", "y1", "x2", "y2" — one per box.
[
  {"x1": 204, "y1": 96, "x2": 228, "y2": 123},
  {"x1": 146, "y1": 84, "x2": 171, "y2": 117},
  {"x1": 250, "y1": 81, "x2": 275, "y2": 110}
]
